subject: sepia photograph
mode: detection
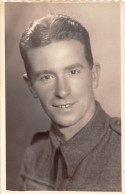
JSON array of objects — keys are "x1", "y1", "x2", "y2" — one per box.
[{"x1": 5, "y1": 2, "x2": 121, "y2": 191}]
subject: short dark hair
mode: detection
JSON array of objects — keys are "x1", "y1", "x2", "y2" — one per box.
[{"x1": 19, "y1": 14, "x2": 93, "y2": 78}]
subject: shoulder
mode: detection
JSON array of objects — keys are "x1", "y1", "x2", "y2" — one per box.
[
  {"x1": 109, "y1": 117, "x2": 121, "y2": 135},
  {"x1": 23, "y1": 131, "x2": 51, "y2": 165},
  {"x1": 22, "y1": 131, "x2": 53, "y2": 178},
  {"x1": 31, "y1": 130, "x2": 50, "y2": 145}
]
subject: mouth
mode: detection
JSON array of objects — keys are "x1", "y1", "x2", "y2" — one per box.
[{"x1": 53, "y1": 102, "x2": 75, "y2": 109}]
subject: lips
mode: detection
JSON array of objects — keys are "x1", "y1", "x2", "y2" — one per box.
[{"x1": 53, "y1": 102, "x2": 75, "y2": 109}]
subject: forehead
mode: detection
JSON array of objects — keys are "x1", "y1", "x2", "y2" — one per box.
[{"x1": 27, "y1": 40, "x2": 88, "y2": 72}]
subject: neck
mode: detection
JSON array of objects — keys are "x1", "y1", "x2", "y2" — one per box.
[{"x1": 53, "y1": 101, "x2": 96, "y2": 141}]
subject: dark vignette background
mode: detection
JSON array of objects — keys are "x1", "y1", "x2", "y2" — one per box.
[{"x1": 5, "y1": 2, "x2": 121, "y2": 190}]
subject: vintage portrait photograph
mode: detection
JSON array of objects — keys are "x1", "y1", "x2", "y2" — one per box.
[{"x1": 4, "y1": 2, "x2": 122, "y2": 192}]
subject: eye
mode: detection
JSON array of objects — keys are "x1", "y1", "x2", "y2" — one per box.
[
  {"x1": 69, "y1": 69, "x2": 81, "y2": 76},
  {"x1": 40, "y1": 74, "x2": 54, "y2": 82}
]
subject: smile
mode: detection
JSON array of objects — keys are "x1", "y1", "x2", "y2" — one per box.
[{"x1": 53, "y1": 103, "x2": 75, "y2": 109}]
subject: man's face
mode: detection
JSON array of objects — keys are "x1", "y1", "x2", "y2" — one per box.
[{"x1": 26, "y1": 40, "x2": 99, "y2": 128}]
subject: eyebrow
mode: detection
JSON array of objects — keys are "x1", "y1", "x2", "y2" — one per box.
[{"x1": 65, "y1": 63, "x2": 84, "y2": 71}]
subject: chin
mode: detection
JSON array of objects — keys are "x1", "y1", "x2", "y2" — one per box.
[{"x1": 52, "y1": 116, "x2": 80, "y2": 128}]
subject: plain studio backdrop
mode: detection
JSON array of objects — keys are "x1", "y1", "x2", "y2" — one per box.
[{"x1": 5, "y1": 2, "x2": 121, "y2": 190}]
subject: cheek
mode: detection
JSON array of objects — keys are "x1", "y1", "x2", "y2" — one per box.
[
  {"x1": 70, "y1": 75, "x2": 93, "y2": 95},
  {"x1": 34, "y1": 84, "x2": 54, "y2": 105}
]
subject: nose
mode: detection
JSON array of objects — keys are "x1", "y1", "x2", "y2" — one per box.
[{"x1": 55, "y1": 76, "x2": 71, "y2": 99}]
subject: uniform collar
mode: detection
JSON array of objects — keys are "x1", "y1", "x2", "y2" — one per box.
[{"x1": 50, "y1": 101, "x2": 110, "y2": 178}]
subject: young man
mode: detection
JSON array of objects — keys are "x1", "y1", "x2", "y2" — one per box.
[{"x1": 19, "y1": 14, "x2": 121, "y2": 191}]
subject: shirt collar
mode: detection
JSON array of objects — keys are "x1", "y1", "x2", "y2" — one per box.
[{"x1": 50, "y1": 101, "x2": 110, "y2": 177}]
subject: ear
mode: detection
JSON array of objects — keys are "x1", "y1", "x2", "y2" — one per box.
[
  {"x1": 91, "y1": 63, "x2": 101, "y2": 89},
  {"x1": 23, "y1": 73, "x2": 38, "y2": 98}
]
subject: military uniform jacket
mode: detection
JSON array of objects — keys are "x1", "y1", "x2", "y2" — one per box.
[{"x1": 20, "y1": 102, "x2": 121, "y2": 191}]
